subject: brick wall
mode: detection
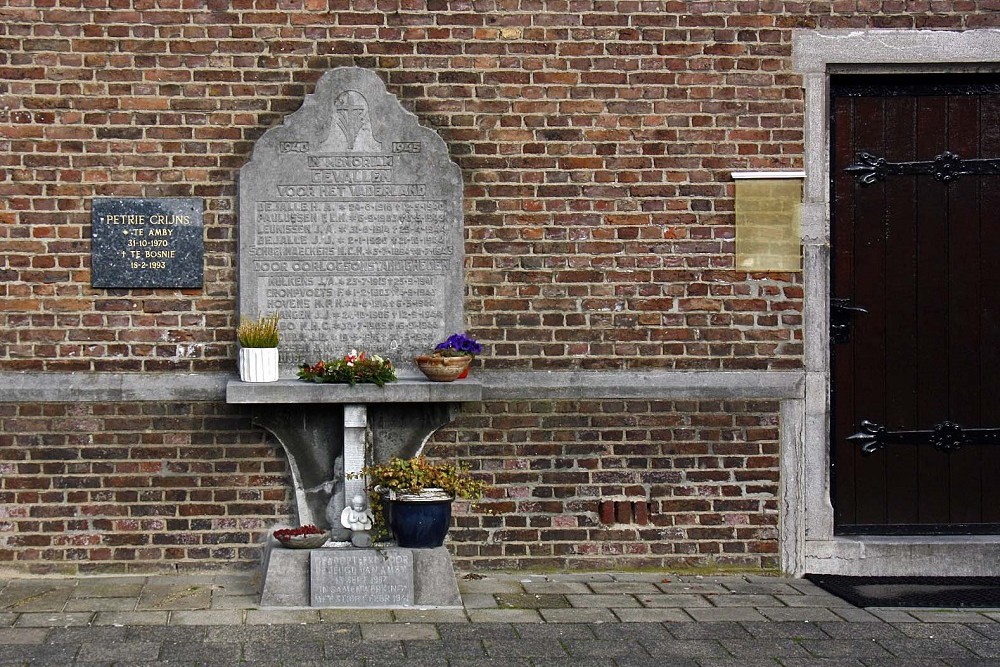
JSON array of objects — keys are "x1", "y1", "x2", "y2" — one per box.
[
  {"x1": 427, "y1": 398, "x2": 781, "y2": 571},
  {"x1": 0, "y1": 401, "x2": 293, "y2": 574},
  {"x1": 0, "y1": 397, "x2": 778, "y2": 574},
  {"x1": 3, "y1": 3, "x2": 994, "y2": 572}
]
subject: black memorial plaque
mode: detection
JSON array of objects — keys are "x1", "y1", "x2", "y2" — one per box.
[{"x1": 91, "y1": 197, "x2": 204, "y2": 288}]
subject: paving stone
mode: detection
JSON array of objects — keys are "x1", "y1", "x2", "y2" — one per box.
[
  {"x1": 461, "y1": 593, "x2": 499, "y2": 609},
  {"x1": 513, "y1": 623, "x2": 597, "y2": 639},
  {"x1": 694, "y1": 660, "x2": 781, "y2": 667},
  {"x1": 861, "y1": 660, "x2": 951, "y2": 667},
  {"x1": 539, "y1": 608, "x2": 618, "y2": 623},
  {"x1": 549, "y1": 573, "x2": 615, "y2": 583},
  {"x1": 720, "y1": 581, "x2": 802, "y2": 596},
  {"x1": 92, "y1": 610, "x2": 169, "y2": 626},
  {"x1": 563, "y1": 638, "x2": 650, "y2": 657},
  {"x1": 893, "y1": 622, "x2": 988, "y2": 639},
  {"x1": 64, "y1": 596, "x2": 138, "y2": 612},
  {"x1": 775, "y1": 594, "x2": 854, "y2": 608},
  {"x1": 286, "y1": 624, "x2": 359, "y2": 643},
  {"x1": 0, "y1": 627, "x2": 48, "y2": 644},
  {"x1": 798, "y1": 639, "x2": 894, "y2": 659},
  {"x1": 72, "y1": 581, "x2": 145, "y2": 599},
  {"x1": 210, "y1": 594, "x2": 257, "y2": 610},
  {"x1": 496, "y1": 593, "x2": 570, "y2": 609},
  {"x1": 878, "y1": 637, "x2": 976, "y2": 659},
  {"x1": 657, "y1": 582, "x2": 731, "y2": 595},
  {"x1": 969, "y1": 622, "x2": 1000, "y2": 638},
  {"x1": 448, "y1": 660, "x2": 532, "y2": 667},
  {"x1": 907, "y1": 610, "x2": 994, "y2": 623},
  {"x1": 169, "y1": 609, "x2": 243, "y2": 625},
  {"x1": 815, "y1": 622, "x2": 905, "y2": 639},
  {"x1": 325, "y1": 639, "x2": 408, "y2": 662},
  {"x1": 612, "y1": 608, "x2": 693, "y2": 623},
  {"x1": 13, "y1": 612, "x2": 94, "y2": 627},
  {"x1": 866, "y1": 608, "x2": 920, "y2": 622},
  {"x1": 638, "y1": 639, "x2": 730, "y2": 659},
  {"x1": 738, "y1": 621, "x2": 829, "y2": 640},
  {"x1": 457, "y1": 576, "x2": 524, "y2": 594},
  {"x1": 437, "y1": 623, "x2": 519, "y2": 641},
  {"x1": 588, "y1": 582, "x2": 663, "y2": 595},
  {"x1": 0, "y1": 583, "x2": 73, "y2": 612},
  {"x1": 786, "y1": 579, "x2": 828, "y2": 595},
  {"x1": 614, "y1": 657, "x2": 699, "y2": 667},
  {"x1": 590, "y1": 622, "x2": 676, "y2": 640},
  {"x1": 565, "y1": 594, "x2": 641, "y2": 608},
  {"x1": 0, "y1": 612, "x2": 14, "y2": 627},
  {"x1": 960, "y1": 640, "x2": 1000, "y2": 658},
  {"x1": 706, "y1": 594, "x2": 784, "y2": 608},
  {"x1": 718, "y1": 638, "x2": 811, "y2": 657},
  {"x1": 758, "y1": 607, "x2": 843, "y2": 622},
  {"x1": 243, "y1": 638, "x2": 325, "y2": 663},
  {"x1": 0, "y1": 643, "x2": 80, "y2": 664},
  {"x1": 360, "y1": 623, "x2": 438, "y2": 641},
  {"x1": 685, "y1": 607, "x2": 770, "y2": 622},
  {"x1": 136, "y1": 584, "x2": 212, "y2": 611},
  {"x1": 829, "y1": 607, "x2": 885, "y2": 622},
  {"x1": 203, "y1": 624, "x2": 286, "y2": 642},
  {"x1": 46, "y1": 625, "x2": 126, "y2": 644},
  {"x1": 128, "y1": 625, "x2": 209, "y2": 642},
  {"x1": 521, "y1": 581, "x2": 592, "y2": 594},
  {"x1": 665, "y1": 621, "x2": 753, "y2": 640},
  {"x1": 482, "y1": 638, "x2": 570, "y2": 657},
  {"x1": 466, "y1": 608, "x2": 543, "y2": 623},
  {"x1": 316, "y1": 609, "x2": 391, "y2": 623},
  {"x1": 392, "y1": 608, "x2": 469, "y2": 623},
  {"x1": 777, "y1": 659, "x2": 868, "y2": 667},
  {"x1": 637, "y1": 594, "x2": 712, "y2": 608},
  {"x1": 244, "y1": 609, "x2": 320, "y2": 625},
  {"x1": 402, "y1": 639, "x2": 486, "y2": 660},
  {"x1": 77, "y1": 640, "x2": 160, "y2": 663}
]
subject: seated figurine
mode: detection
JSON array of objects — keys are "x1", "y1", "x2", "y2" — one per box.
[{"x1": 341, "y1": 493, "x2": 374, "y2": 547}]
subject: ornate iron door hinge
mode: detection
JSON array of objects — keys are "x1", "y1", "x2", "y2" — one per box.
[
  {"x1": 849, "y1": 419, "x2": 1000, "y2": 454},
  {"x1": 846, "y1": 151, "x2": 1000, "y2": 186}
]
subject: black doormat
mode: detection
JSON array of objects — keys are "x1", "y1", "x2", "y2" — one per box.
[{"x1": 806, "y1": 574, "x2": 1000, "y2": 608}]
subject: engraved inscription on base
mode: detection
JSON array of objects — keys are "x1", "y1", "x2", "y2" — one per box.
[{"x1": 310, "y1": 549, "x2": 414, "y2": 607}]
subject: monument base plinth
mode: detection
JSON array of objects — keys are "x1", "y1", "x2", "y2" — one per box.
[{"x1": 259, "y1": 541, "x2": 462, "y2": 608}]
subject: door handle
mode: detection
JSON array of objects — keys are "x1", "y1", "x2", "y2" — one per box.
[{"x1": 831, "y1": 298, "x2": 868, "y2": 344}]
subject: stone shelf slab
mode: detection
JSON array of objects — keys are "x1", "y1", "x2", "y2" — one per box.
[{"x1": 225, "y1": 378, "x2": 482, "y2": 404}]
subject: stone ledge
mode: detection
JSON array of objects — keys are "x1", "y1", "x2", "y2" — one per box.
[
  {"x1": 0, "y1": 372, "x2": 231, "y2": 403},
  {"x1": 0, "y1": 370, "x2": 805, "y2": 403},
  {"x1": 226, "y1": 378, "x2": 483, "y2": 404}
]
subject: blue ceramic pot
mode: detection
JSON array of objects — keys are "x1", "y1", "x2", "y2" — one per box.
[{"x1": 388, "y1": 496, "x2": 453, "y2": 548}]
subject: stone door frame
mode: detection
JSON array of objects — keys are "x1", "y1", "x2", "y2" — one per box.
[{"x1": 789, "y1": 28, "x2": 1000, "y2": 575}]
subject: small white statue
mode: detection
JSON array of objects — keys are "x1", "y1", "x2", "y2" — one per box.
[{"x1": 341, "y1": 493, "x2": 374, "y2": 547}]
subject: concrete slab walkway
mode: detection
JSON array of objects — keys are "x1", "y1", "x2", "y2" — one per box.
[{"x1": 1, "y1": 572, "x2": 999, "y2": 665}]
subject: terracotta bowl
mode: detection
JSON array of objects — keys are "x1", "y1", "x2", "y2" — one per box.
[{"x1": 414, "y1": 354, "x2": 472, "y2": 382}]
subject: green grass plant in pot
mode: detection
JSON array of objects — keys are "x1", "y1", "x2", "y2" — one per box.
[
  {"x1": 357, "y1": 456, "x2": 487, "y2": 548},
  {"x1": 237, "y1": 313, "x2": 280, "y2": 383}
]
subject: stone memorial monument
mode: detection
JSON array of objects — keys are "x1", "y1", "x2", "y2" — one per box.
[
  {"x1": 232, "y1": 68, "x2": 473, "y2": 609},
  {"x1": 238, "y1": 67, "x2": 464, "y2": 378}
]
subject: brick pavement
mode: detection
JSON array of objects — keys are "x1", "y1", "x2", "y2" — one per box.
[{"x1": 1, "y1": 572, "x2": 999, "y2": 665}]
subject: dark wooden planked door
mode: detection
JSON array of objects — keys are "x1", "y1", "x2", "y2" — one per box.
[{"x1": 831, "y1": 74, "x2": 1000, "y2": 535}]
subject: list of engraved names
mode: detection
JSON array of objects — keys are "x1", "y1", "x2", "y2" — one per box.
[{"x1": 253, "y1": 168, "x2": 451, "y2": 364}]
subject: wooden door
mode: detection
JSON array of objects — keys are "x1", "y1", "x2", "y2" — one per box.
[{"x1": 831, "y1": 74, "x2": 1000, "y2": 534}]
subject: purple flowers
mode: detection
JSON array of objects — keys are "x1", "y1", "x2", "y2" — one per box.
[{"x1": 435, "y1": 332, "x2": 482, "y2": 356}]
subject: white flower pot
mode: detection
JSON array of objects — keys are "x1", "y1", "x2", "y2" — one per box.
[{"x1": 238, "y1": 347, "x2": 279, "y2": 383}]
